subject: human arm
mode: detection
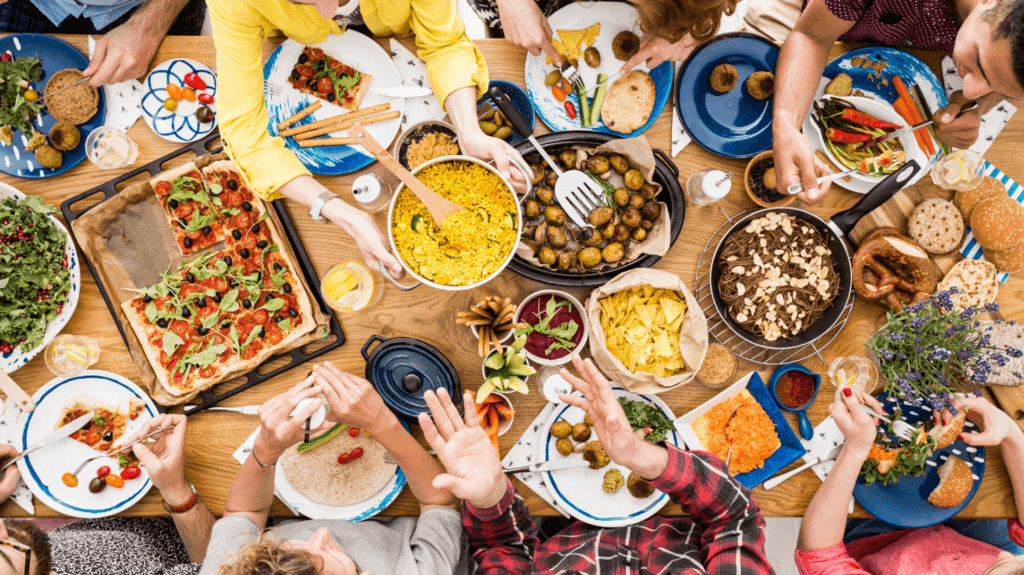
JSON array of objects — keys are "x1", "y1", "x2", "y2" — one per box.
[
  {"x1": 931, "y1": 91, "x2": 1004, "y2": 149},
  {"x1": 0, "y1": 444, "x2": 20, "y2": 502},
  {"x1": 619, "y1": 35, "x2": 698, "y2": 76},
  {"x1": 772, "y1": 0, "x2": 855, "y2": 204},
  {"x1": 494, "y1": 0, "x2": 561, "y2": 65},
  {"x1": 222, "y1": 377, "x2": 324, "y2": 530},
  {"x1": 418, "y1": 389, "x2": 541, "y2": 574},
  {"x1": 312, "y1": 362, "x2": 455, "y2": 509},
  {"x1": 445, "y1": 87, "x2": 531, "y2": 195},
  {"x1": 122, "y1": 414, "x2": 215, "y2": 563},
  {"x1": 83, "y1": 0, "x2": 192, "y2": 86}
]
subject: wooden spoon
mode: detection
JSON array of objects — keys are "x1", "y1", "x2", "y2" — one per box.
[
  {"x1": 0, "y1": 372, "x2": 35, "y2": 412},
  {"x1": 347, "y1": 123, "x2": 464, "y2": 225}
]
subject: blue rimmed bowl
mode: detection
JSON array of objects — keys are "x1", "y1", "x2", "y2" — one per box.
[
  {"x1": 478, "y1": 79, "x2": 534, "y2": 147},
  {"x1": 768, "y1": 364, "x2": 821, "y2": 440}
]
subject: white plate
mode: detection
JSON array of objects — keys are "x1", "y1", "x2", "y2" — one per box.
[
  {"x1": 16, "y1": 371, "x2": 157, "y2": 518},
  {"x1": 0, "y1": 182, "x2": 80, "y2": 374},
  {"x1": 263, "y1": 34, "x2": 405, "y2": 175},
  {"x1": 141, "y1": 59, "x2": 218, "y2": 144},
  {"x1": 538, "y1": 387, "x2": 679, "y2": 527},
  {"x1": 675, "y1": 372, "x2": 753, "y2": 450}
]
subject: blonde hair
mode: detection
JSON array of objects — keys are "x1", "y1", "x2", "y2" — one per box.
[
  {"x1": 635, "y1": 0, "x2": 738, "y2": 44},
  {"x1": 983, "y1": 553, "x2": 1024, "y2": 575},
  {"x1": 216, "y1": 531, "x2": 322, "y2": 575}
]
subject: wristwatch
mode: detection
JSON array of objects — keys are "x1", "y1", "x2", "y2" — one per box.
[
  {"x1": 163, "y1": 482, "x2": 200, "y2": 514},
  {"x1": 308, "y1": 191, "x2": 340, "y2": 224}
]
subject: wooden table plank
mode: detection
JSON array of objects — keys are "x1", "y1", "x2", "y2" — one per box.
[{"x1": 1, "y1": 34, "x2": 1022, "y2": 519}]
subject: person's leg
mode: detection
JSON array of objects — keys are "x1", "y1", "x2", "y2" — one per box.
[
  {"x1": 843, "y1": 518, "x2": 904, "y2": 545},
  {"x1": 0, "y1": 1, "x2": 69, "y2": 34},
  {"x1": 947, "y1": 520, "x2": 1024, "y2": 555}
]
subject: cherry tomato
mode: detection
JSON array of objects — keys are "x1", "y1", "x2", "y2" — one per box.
[
  {"x1": 181, "y1": 87, "x2": 196, "y2": 102},
  {"x1": 295, "y1": 65, "x2": 315, "y2": 78},
  {"x1": 120, "y1": 465, "x2": 141, "y2": 480},
  {"x1": 195, "y1": 106, "x2": 214, "y2": 123},
  {"x1": 338, "y1": 453, "x2": 350, "y2": 464},
  {"x1": 198, "y1": 93, "x2": 215, "y2": 105},
  {"x1": 96, "y1": 466, "x2": 110, "y2": 478},
  {"x1": 551, "y1": 86, "x2": 566, "y2": 102},
  {"x1": 23, "y1": 90, "x2": 38, "y2": 103},
  {"x1": 560, "y1": 78, "x2": 573, "y2": 95},
  {"x1": 316, "y1": 77, "x2": 334, "y2": 94},
  {"x1": 564, "y1": 101, "x2": 577, "y2": 120},
  {"x1": 62, "y1": 473, "x2": 78, "y2": 488},
  {"x1": 251, "y1": 309, "x2": 269, "y2": 324},
  {"x1": 163, "y1": 97, "x2": 178, "y2": 112},
  {"x1": 349, "y1": 427, "x2": 360, "y2": 437},
  {"x1": 184, "y1": 72, "x2": 207, "y2": 90},
  {"x1": 165, "y1": 83, "x2": 182, "y2": 100},
  {"x1": 1, "y1": 53, "x2": 12, "y2": 63},
  {"x1": 105, "y1": 474, "x2": 125, "y2": 488},
  {"x1": 349, "y1": 447, "x2": 364, "y2": 460}
]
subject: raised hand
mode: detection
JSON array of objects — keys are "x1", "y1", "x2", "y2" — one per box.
[
  {"x1": 953, "y1": 395, "x2": 1024, "y2": 448},
  {"x1": 558, "y1": 354, "x2": 643, "y2": 467},
  {"x1": 312, "y1": 362, "x2": 394, "y2": 434},
  {"x1": 125, "y1": 414, "x2": 189, "y2": 500}
]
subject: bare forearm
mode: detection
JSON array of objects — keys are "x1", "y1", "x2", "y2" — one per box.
[
  {"x1": 445, "y1": 87, "x2": 483, "y2": 140},
  {"x1": 130, "y1": 0, "x2": 192, "y2": 36},
  {"x1": 169, "y1": 501, "x2": 216, "y2": 563},
  {"x1": 627, "y1": 441, "x2": 670, "y2": 480},
  {"x1": 372, "y1": 416, "x2": 457, "y2": 509},
  {"x1": 773, "y1": 31, "x2": 833, "y2": 131},
  {"x1": 1002, "y1": 431, "x2": 1024, "y2": 521},
  {"x1": 798, "y1": 449, "x2": 864, "y2": 550},
  {"x1": 223, "y1": 440, "x2": 281, "y2": 530}
]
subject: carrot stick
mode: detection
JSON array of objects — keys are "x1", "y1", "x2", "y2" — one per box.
[
  {"x1": 495, "y1": 403, "x2": 515, "y2": 419},
  {"x1": 485, "y1": 409, "x2": 499, "y2": 436},
  {"x1": 489, "y1": 427, "x2": 500, "y2": 453},
  {"x1": 892, "y1": 75, "x2": 935, "y2": 156},
  {"x1": 476, "y1": 404, "x2": 490, "y2": 427},
  {"x1": 482, "y1": 394, "x2": 504, "y2": 404},
  {"x1": 892, "y1": 98, "x2": 930, "y2": 157}
]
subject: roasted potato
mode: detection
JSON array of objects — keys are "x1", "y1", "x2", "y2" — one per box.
[
  {"x1": 572, "y1": 422, "x2": 592, "y2": 442},
  {"x1": 546, "y1": 226, "x2": 568, "y2": 249},
  {"x1": 641, "y1": 202, "x2": 662, "y2": 221},
  {"x1": 530, "y1": 165, "x2": 546, "y2": 185},
  {"x1": 545, "y1": 170, "x2": 559, "y2": 188},
  {"x1": 589, "y1": 206, "x2": 614, "y2": 227},
  {"x1": 602, "y1": 242, "x2": 625, "y2": 263},
  {"x1": 624, "y1": 168, "x2": 644, "y2": 190},
  {"x1": 640, "y1": 182, "x2": 658, "y2": 200},
  {"x1": 579, "y1": 227, "x2": 604, "y2": 247},
  {"x1": 536, "y1": 186, "x2": 554, "y2": 205},
  {"x1": 621, "y1": 206, "x2": 642, "y2": 228},
  {"x1": 556, "y1": 438, "x2": 574, "y2": 456},
  {"x1": 538, "y1": 246, "x2": 558, "y2": 266},
  {"x1": 579, "y1": 246, "x2": 602, "y2": 268},
  {"x1": 631, "y1": 227, "x2": 648, "y2": 242},
  {"x1": 613, "y1": 224, "x2": 631, "y2": 242},
  {"x1": 525, "y1": 199, "x2": 541, "y2": 218},
  {"x1": 558, "y1": 149, "x2": 577, "y2": 169},
  {"x1": 586, "y1": 154, "x2": 610, "y2": 174},
  {"x1": 584, "y1": 47, "x2": 601, "y2": 68},
  {"x1": 557, "y1": 249, "x2": 578, "y2": 271},
  {"x1": 609, "y1": 154, "x2": 629, "y2": 174},
  {"x1": 613, "y1": 187, "x2": 630, "y2": 208},
  {"x1": 544, "y1": 206, "x2": 567, "y2": 226},
  {"x1": 640, "y1": 219, "x2": 654, "y2": 231},
  {"x1": 628, "y1": 194, "x2": 646, "y2": 211},
  {"x1": 544, "y1": 70, "x2": 563, "y2": 87},
  {"x1": 600, "y1": 222, "x2": 616, "y2": 240},
  {"x1": 550, "y1": 420, "x2": 572, "y2": 438}
]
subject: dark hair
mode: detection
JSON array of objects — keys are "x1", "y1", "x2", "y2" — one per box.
[
  {"x1": 986, "y1": 0, "x2": 1024, "y2": 91},
  {"x1": 636, "y1": 0, "x2": 738, "y2": 44},
  {"x1": 5, "y1": 520, "x2": 52, "y2": 575}
]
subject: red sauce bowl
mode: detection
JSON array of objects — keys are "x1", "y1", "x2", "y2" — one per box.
[{"x1": 768, "y1": 364, "x2": 821, "y2": 440}]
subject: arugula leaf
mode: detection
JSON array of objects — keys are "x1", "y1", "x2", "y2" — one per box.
[
  {"x1": 618, "y1": 398, "x2": 676, "y2": 444},
  {"x1": 182, "y1": 212, "x2": 216, "y2": 233},
  {"x1": 201, "y1": 313, "x2": 220, "y2": 329},
  {"x1": 261, "y1": 298, "x2": 286, "y2": 313},
  {"x1": 180, "y1": 344, "x2": 226, "y2": 368},
  {"x1": 0, "y1": 57, "x2": 45, "y2": 134},
  {"x1": 220, "y1": 289, "x2": 240, "y2": 313},
  {"x1": 162, "y1": 332, "x2": 184, "y2": 356},
  {"x1": 277, "y1": 318, "x2": 291, "y2": 332}
]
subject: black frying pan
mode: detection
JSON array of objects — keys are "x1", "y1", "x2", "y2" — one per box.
[{"x1": 710, "y1": 161, "x2": 921, "y2": 349}]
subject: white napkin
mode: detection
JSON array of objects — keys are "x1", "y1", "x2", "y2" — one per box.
[
  {"x1": 799, "y1": 415, "x2": 854, "y2": 514},
  {"x1": 233, "y1": 426, "x2": 300, "y2": 516},
  {"x1": 500, "y1": 402, "x2": 571, "y2": 518},
  {"x1": 0, "y1": 399, "x2": 34, "y2": 514},
  {"x1": 941, "y1": 56, "x2": 1017, "y2": 157},
  {"x1": 388, "y1": 40, "x2": 446, "y2": 133},
  {"x1": 88, "y1": 36, "x2": 144, "y2": 132}
]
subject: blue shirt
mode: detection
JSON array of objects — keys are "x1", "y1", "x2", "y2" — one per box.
[{"x1": 30, "y1": 0, "x2": 143, "y2": 31}]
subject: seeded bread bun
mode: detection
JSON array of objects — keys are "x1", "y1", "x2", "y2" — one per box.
[
  {"x1": 955, "y1": 176, "x2": 1006, "y2": 221},
  {"x1": 928, "y1": 411, "x2": 966, "y2": 449},
  {"x1": 44, "y1": 69, "x2": 99, "y2": 126},
  {"x1": 927, "y1": 455, "x2": 972, "y2": 508},
  {"x1": 971, "y1": 196, "x2": 1024, "y2": 251},
  {"x1": 984, "y1": 243, "x2": 1024, "y2": 273},
  {"x1": 908, "y1": 199, "x2": 964, "y2": 255}
]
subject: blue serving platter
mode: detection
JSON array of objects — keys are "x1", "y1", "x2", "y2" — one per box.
[
  {"x1": 478, "y1": 79, "x2": 534, "y2": 147},
  {"x1": 852, "y1": 395, "x2": 985, "y2": 528},
  {"x1": 0, "y1": 33, "x2": 106, "y2": 179},
  {"x1": 678, "y1": 371, "x2": 806, "y2": 489},
  {"x1": 768, "y1": 364, "x2": 822, "y2": 440},
  {"x1": 675, "y1": 32, "x2": 778, "y2": 158}
]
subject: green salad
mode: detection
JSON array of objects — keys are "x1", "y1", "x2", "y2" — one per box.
[
  {"x1": 0, "y1": 195, "x2": 71, "y2": 354},
  {"x1": 620, "y1": 398, "x2": 676, "y2": 444},
  {"x1": 0, "y1": 56, "x2": 45, "y2": 136}
]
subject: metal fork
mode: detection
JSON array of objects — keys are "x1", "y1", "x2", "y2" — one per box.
[
  {"x1": 70, "y1": 425, "x2": 177, "y2": 477},
  {"x1": 263, "y1": 79, "x2": 282, "y2": 98},
  {"x1": 859, "y1": 404, "x2": 916, "y2": 441},
  {"x1": 383, "y1": 451, "x2": 434, "y2": 465},
  {"x1": 559, "y1": 57, "x2": 585, "y2": 94}
]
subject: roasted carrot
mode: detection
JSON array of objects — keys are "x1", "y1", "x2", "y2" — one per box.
[
  {"x1": 482, "y1": 394, "x2": 504, "y2": 404},
  {"x1": 495, "y1": 403, "x2": 515, "y2": 419},
  {"x1": 892, "y1": 75, "x2": 935, "y2": 156},
  {"x1": 476, "y1": 404, "x2": 491, "y2": 427},
  {"x1": 892, "y1": 97, "x2": 931, "y2": 157},
  {"x1": 485, "y1": 408, "x2": 500, "y2": 437},
  {"x1": 489, "y1": 427, "x2": 500, "y2": 453}
]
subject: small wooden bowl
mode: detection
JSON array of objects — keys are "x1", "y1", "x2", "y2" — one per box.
[{"x1": 744, "y1": 150, "x2": 795, "y2": 208}]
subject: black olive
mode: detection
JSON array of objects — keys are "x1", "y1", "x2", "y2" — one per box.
[
  {"x1": 197, "y1": 326, "x2": 209, "y2": 336},
  {"x1": 103, "y1": 430, "x2": 113, "y2": 442},
  {"x1": 168, "y1": 199, "x2": 179, "y2": 209},
  {"x1": 178, "y1": 218, "x2": 187, "y2": 227},
  {"x1": 283, "y1": 283, "x2": 292, "y2": 293},
  {"x1": 290, "y1": 69, "x2": 300, "y2": 81},
  {"x1": 258, "y1": 326, "x2": 266, "y2": 337},
  {"x1": 242, "y1": 201, "x2": 252, "y2": 211},
  {"x1": 227, "y1": 179, "x2": 238, "y2": 190},
  {"x1": 212, "y1": 293, "x2": 222, "y2": 303},
  {"x1": 142, "y1": 295, "x2": 152, "y2": 303},
  {"x1": 221, "y1": 320, "x2": 231, "y2": 329},
  {"x1": 251, "y1": 224, "x2": 260, "y2": 234},
  {"x1": 288, "y1": 308, "x2": 298, "y2": 318},
  {"x1": 273, "y1": 263, "x2": 283, "y2": 271},
  {"x1": 240, "y1": 248, "x2": 250, "y2": 259},
  {"x1": 186, "y1": 273, "x2": 195, "y2": 283},
  {"x1": 223, "y1": 256, "x2": 233, "y2": 266},
  {"x1": 316, "y1": 59, "x2": 326, "y2": 70},
  {"x1": 181, "y1": 307, "x2": 192, "y2": 318},
  {"x1": 274, "y1": 315, "x2": 284, "y2": 323},
  {"x1": 243, "y1": 299, "x2": 252, "y2": 309},
  {"x1": 298, "y1": 52, "x2": 308, "y2": 64},
  {"x1": 89, "y1": 477, "x2": 107, "y2": 493},
  {"x1": 203, "y1": 226, "x2": 213, "y2": 235},
  {"x1": 183, "y1": 237, "x2": 193, "y2": 249},
  {"x1": 231, "y1": 229, "x2": 241, "y2": 240},
  {"x1": 157, "y1": 319, "x2": 168, "y2": 328},
  {"x1": 257, "y1": 240, "x2": 267, "y2": 249},
  {"x1": 196, "y1": 299, "x2": 207, "y2": 308},
  {"x1": 228, "y1": 278, "x2": 237, "y2": 287},
  {"x1": 265, "y1": 293, "x2": 274, "y2": 300},
  {"x1": 326, "y1": 92, "x2": 336, "y2": 102},
  {"x1": 80, "y1": 420, "x2": 92, "y2": 431}
]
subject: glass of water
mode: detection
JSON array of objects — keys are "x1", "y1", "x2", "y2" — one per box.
[
  {"x1": 85, "y1": 127, "x2": 139, "y2": 170},
  {"x1": 45, "y1": 334, "x2": 100, "y2": 377}
]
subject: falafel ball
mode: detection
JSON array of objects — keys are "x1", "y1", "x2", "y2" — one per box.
[
  {"x1": 710, "y1": 64, "x2": 739, "y2": 94},
  {"x1": 626, "y1": 472, "x2": 656, "y2": 498},
  {"x1": 746, "y1": 71, "x2": 775, "y2": 100},
  {"x1": 582, "y1": 440, "x2": 611, "y2": 469},
  {"x1": 35, "y1": 144, "x2": 63, "y2": 169},
  {"x1": 602, "y1": 468, "x2": 625, "y2": 493},
  {"x1": 49, "y1": 122, "x2": 81, "y2": 151}
]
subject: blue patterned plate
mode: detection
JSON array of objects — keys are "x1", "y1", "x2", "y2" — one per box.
[
  {"x1": 263, "y1": 33, "x2": 405, "y2": 176},
  {"x1": 0, "y1": 33, "x2": 106, "y2": 179},
  {"x1": 524, "y1": 2, "x2": 672, "y2": 137},
  {"x1": 0, "y1": 182, "x2": 80, "y2": 374},
  {"x1": 478, "y1": 79, "x2": 534, "y2": 147},
  {"x1": 17, "y1": 371, "x2": 157, "y2": 518},
  {"x1": 853, "y1": 395, "x2": 985, "y2": 528},
  {"x1": 141, "y1": 59, "x2": 217, "y2": 143}
]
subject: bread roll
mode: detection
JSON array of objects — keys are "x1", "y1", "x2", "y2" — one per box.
[
  {"x1": 928, "y1": 411, "x2": 966, "y2": 449},
  {"x1": 927, "y1": 455, "x2": 972, "y2": 508},
  {"x1": 985, "y1": 242, "x2": 1024, "y2": 273},
  {"x1": 971, "y1": 196, "x2": 1024, "y2": 251},
  {"x1": 954, "y1": 176, "x2": 1006, "y2": 221}
]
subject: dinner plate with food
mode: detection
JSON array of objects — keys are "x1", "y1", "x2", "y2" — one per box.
[
  {"x1": 16, "y1": 371, "x2": 157, "y2": 518},
  {"x1": 676, "y1": 371, "x2": 806, "y2": 488},
  {"x1": 538, "y1": 387, "x2": 679, "y2": 527},
  {"x1": 141, "y1": 59, "x2": 217, "y2": 143},
  {"x1": 263, "y1": 33, "x2": 405, "y2": 176},
  {"x1": 853, "y1": 396, "x2": 985, "y2": 528},
  {"x1": 274, "y1": 421, "x2": 409, "y2": 521},
  {"x1": 523, "y1": 2, "x2": 672, "y2": 137},
  {"x1": 0, "y1": 33, "x2": 106, "y2": 178}
]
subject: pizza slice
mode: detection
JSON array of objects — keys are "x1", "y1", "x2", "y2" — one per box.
[
  {"x1": 56, "y1": 396, "x2": 129, "y2": 452},
  {"x1": 288, "y1": 47, "x2": 372, "y2": 111},
  {"x1": 200, "y1": 160, "x2": 263, "y2": 249},
  {"x1": 149, "y1": 162, "x2": 226, "y2": 255}
]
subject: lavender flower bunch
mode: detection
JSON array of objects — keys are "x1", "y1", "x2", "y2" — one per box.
[{"x1": 866, "y1": 287, "x2": 1022, "y2": 415}]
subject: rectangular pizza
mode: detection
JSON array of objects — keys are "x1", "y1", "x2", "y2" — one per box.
[
  {"x1": 288, "y1": 47, "x2": 372, "y2": 111},
  {"x1": 149, "y1": 162, "x2": 226, "y2": 255}
]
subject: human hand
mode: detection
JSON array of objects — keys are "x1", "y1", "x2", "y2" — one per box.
[
  {"x1": 772, "y1": 124, "x2": 833, "y2": 204},
  {"x1": 829, "y1": 386, "x2": 885, "y2": 459},
  {"x1": 932, "y1": 91, "x2": 987, "y2": 149},
  {"x1": 312, "y1": 362, "x2": 394, "y2": 434},
  {"x1": 254, "y1": 377, "x2": 326, "y2": 461},
  {"x1": 328, "y1": 202, "x2": 405, "y2": 280},
  {"x1": 419, "y1": 389, "x2": 505, "y2": 508},
  {"x1": 0, "y1": 444, "x2": 21, "y2": 502},
  {"x1": 951, "y1": 395, "x2": 1023, "y2": 447},
  {"x1": 83, "y1": 21, "x2": 160, "y2": 86},
  {"x1": 458, "y1": 128, "x2": 532, "y2": 196},
  {"x1": 124, "y1": 414, "x2": 189, "y2": 499},
  {"x1": 620, "y1": 34, "x2": 697, "y2": 75},
  {"x1": 497, "y1": 0, "x2": 560, "y2": 65}
]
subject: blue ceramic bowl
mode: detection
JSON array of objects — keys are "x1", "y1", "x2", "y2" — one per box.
[
  {"x1": 768, "y1": 364, "x2": 821, "y2": 440},
  {"x1": 478, "y1": 79, "x2": 535, "y2": 147}
]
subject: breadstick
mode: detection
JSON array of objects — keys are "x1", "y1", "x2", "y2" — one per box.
[
  {"x1": 278, "y1": 103, "x2": 391, "y2": 137},
  {"x1": 298, "y1": 137, "x2": 356, "y2": 148},
  {"x1": 293, "y1": 110, "x2": 401, "y2": 141},
  {"x1": 277, "y1": 101, "x2": 321, "y2": 131}
]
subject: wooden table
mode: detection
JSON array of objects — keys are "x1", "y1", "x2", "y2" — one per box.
[{"x1": 2, "y1": 34, "x2": 1022, "y2": 519}]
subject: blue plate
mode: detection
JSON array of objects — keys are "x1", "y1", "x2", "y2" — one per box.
[
  {"x1": 822, "y1": 47, "x2": 947, "y2": 116},
  {"x1": 0, "y1": 33, "x2": 105, "y2": 179},
  {"x1": 478, "y1": 79, "x2": 534, "y2": 147},
  {"x1": 675, "y1": 32, "x2": 778, "y2": 158},
  {"x1": 853, "y1": 396, "x2": 985, "y2": 528}
]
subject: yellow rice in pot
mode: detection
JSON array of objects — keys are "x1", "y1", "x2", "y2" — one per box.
[{"x1": 391, "y1": 160, "x2": 519, "y2": 286}]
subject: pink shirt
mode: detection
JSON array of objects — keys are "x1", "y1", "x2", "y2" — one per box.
[{"x1": 795, "y1": 520, "x2": 1024, "y2": 575}]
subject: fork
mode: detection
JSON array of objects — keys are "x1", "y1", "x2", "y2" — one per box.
[
  {"x1": 383, "y1": 451, "x2": 434, "y2": 465},
  {"x1": 859, "y1": 404, "x2": 916, "y2": 441},
  {"x1": 559, "y1": 55, "x2": 585, "y2": 94},
  {"x1": 263, "y1": 79, "x2": 283, "y2": 98},
  {"x1": 70, "y1": 425, "x2": 177, "y2": 477}
]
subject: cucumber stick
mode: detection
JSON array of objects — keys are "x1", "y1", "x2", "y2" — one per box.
[
  {"x1": 590, "y1": 74, "x2": 609, "y2": 126},
  {"x1": 576, "y1": 83, "x2": 591, "y2": 128}
]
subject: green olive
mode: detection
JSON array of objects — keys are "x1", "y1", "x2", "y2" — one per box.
[
  {"x1": 493, "y1": 126, "x2": 512, "y2": 140},
  {"x1": 545, "y1": 70, "x2": 563, "y2": 87},
  {"x1": 479, "y1": 121, "x2": 497, "y2": 135}
]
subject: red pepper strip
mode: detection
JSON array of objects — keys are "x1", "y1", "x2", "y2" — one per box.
[
  {"x1": 840, "y1": 108, "x2": 902, "y2": 130},
  {"x1": 825, "y1": 128, "x2": 870, "y2": 143}
]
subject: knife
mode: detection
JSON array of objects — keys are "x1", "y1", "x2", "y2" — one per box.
[
  {"x1": 187, "y1": 405, "x2": 260, "y2": 415},
  {"x1": 857, "y1": 101, "x2": 978, "y2": 149},
  {"x1": 2, "y1": 412, "x2": 93, "y2": 471},
  {"x1": 371, "y1": 87, "x2": 433, "y2": 98},
  {"x1": 504, "y1": 459, "x2": 592, "y2": 475},
  {"x1": 763, "y1": 444, "x2": 844, "y2": 490}
]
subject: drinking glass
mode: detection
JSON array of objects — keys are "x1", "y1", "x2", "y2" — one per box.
[
  {"x1": 85, "y1": 126, "x2": 139, "y2": 170},
  {"x1": 320, "y1": 261, "x2": 383, "y2": 313},
  {"x1": 827, "y1": 355, "x2": 878, "y2": 394},
  {"x1": 45, "y1": 334, "x2": 100, "y2": 377}
]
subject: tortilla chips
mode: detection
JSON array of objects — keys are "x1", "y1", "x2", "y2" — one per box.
[
  {"x1": 598, "y1": 284, "x2": 687, "y2": 378},
  {"x1": 548, "y1": 24, "x2": 601, "y2": 65},
  {"x1": 690, "y1": 390, "x2": 780, "y2": 475}
]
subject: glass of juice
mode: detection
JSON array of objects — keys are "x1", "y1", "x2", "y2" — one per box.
[
  {"x1": 828, "y1": 355, "x2": 878, "y2": 395},
  {"x1": 320, "y1": 261, "x2": 383, "y2": 313},
  {"x1": 45, "y1": 334, "x2": 100, "y2": 377}
]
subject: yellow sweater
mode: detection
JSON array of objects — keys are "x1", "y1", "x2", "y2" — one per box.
[{"x1": 208, "y1": 0, "x2": 488, "y2": 199}]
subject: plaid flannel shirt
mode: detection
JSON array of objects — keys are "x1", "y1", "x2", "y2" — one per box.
[{"x1": 464, "y1": 444, "x2": 775, "y2": 574}]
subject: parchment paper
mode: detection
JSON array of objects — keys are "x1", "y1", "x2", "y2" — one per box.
[
  {"x1": 586, "y1": 269, "x2": 708, "y2": 394},
  {"x1": 71, "y1": 152, "x2": 331, "y2": 406}
]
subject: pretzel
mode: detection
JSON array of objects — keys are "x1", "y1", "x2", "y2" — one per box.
[{"x1": 852, "y1": 227, "x2": 938, "y2": 312}]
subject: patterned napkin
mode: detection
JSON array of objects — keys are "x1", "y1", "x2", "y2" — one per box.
[
  {"x1": 798, "y1": 414, "x2": 854, "y2": 514},
  {"x1": 88, "y1": 36, "x2": 144, "y2": 133},
  {"x1": 388, "y1": 40, "x2": 446, "y2": 134},
  {"x1": 500, "y1": 402, "x2": 570, "y2": 518},
  {"x1": 960, "y1": 161, "x2": 1020, "y2": 284},
  {"x1": 233, "y1": 426, "x2": 300, "y2": 516},
  {"x1": 0, "y1": 399, "x2": 34, "y2": 514},
  {"x1": 941, "y1": 56, "x2": 1017, "y2": 157}
]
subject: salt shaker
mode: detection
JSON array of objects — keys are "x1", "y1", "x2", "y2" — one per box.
[
  {"x1": 351, "y1": 174, "x2": 393, "y2": 212},
  {"x1": 685, "y1": 169, "x2": 733, "y2": 206}
]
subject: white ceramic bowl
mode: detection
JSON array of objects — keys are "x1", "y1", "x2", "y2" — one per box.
[
  {"x1": 470, "y1": 323, "x2": 514, "y2": 344},
  {"x1": 482, "y1": 349, "x2": 533, "y2": 388},
  {"x1": 513, "y1": 289, "x2": 589, "y2": 366},
  {"x1": 492, "y1": 392, "x2": 515, "y2": 436}
]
